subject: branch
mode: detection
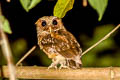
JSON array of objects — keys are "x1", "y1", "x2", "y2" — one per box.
[
  {"x1": 0, "y1": 4, "x2": 16, "y2": 80},
  {"x1": 16, "y1": 45, "x2": 36, "y2": 66},
  {"x1": 0, "y1": 66, "x2": 120, "y2": 80},
  {"x1": 82, "y1": 24, "x2": 120, "y2": 56}
]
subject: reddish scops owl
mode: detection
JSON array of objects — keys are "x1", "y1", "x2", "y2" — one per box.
[{"x1": 35, "y1": 16, "x2": 82, "y2": 69}]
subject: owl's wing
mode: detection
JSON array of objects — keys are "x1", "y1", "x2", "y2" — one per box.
[{"x1": 54, "y1": 29, "x2": 82, "y2": 59}]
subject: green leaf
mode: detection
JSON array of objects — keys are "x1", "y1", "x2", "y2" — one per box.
[
  {"x1": 88, "y1": 0, "x2": 108, "y2": 21},
  {"x1": 54, "y1": 0, "x2": 75, "y2": 18},
  {"x1": 0, "y1": 16, "x2": 12, "y2": 34},
  {"x1": 19, "y1": 0, "x2": 42, "y2": 12}
]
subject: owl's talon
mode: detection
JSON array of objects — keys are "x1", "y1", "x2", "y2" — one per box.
[
  {"x1": 59, "y1": 65, "x2": 70, "y2": 69},
  {"x1": 48, "y1": 66, "x2": 57, "y2": 69},
  {"x1": 59, "y1": 63, "x2": 70, "y2": 69},
  {"x1": 48, "y1": 63, "x2": 57, "y2": 69}
]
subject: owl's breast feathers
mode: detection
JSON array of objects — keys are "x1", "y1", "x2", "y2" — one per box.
[{"x1": 38, "y1": 29, "x2": 82, "y2": 59}]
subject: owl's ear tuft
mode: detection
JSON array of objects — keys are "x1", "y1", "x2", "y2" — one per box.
[{"x1": 35, "y1": 19, "x2": 41, "y2": 25}]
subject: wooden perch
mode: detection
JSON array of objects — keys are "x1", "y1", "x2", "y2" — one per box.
[{"x1": 0, "y1": 66, "x2": 120, "y2": 80}]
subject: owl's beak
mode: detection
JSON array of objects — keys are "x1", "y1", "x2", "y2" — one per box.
[
  {"x1": 49, "y1": 26, "x2": 54, "y2": 37},
  {"x1": 49, "y1": 26, "x2": 52, "y2": 34}
]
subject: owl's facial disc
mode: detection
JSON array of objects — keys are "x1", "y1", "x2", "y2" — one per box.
[
  {"x1": 35, "y1": 16, "x2": 64, "y2": 35},
  {"x1": 49, "y1": 19, "x2": 59, "y2": 33},
  {"x1": 44, "y1": 18, "x2": 60, "y2": 34}
]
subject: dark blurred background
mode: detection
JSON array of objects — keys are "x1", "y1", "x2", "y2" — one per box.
[{"x1": 0, "y1": 0, "x2": 120, "y2": 67}]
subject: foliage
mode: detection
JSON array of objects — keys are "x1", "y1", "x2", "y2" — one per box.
[
  {"x1": 19, "y1": 0, "x2": 42, "y2": 12},
  {"x1": 19, "y1": 0, "x2": 108, "y2": 20},
  {"x1": 0, "y1": 38, "x2": 27, "y2": 65},
  {"x1": 11, "y1": 39, "x2": 28, "y2": 63},
  {"x1": 0, "y1": 16, "x2": 12, "y2": 34},
  {"x1": 88, "y1": 0, "x2": 108, "y2": 21},
  {"x1": 81, "y1": 24, "x2": 120, "y2": 67},
  {"x1": 0, "y1": 1, "x2": 119, "y2": 80},
  {"x1": 53, "y1": 0, "x2": 75, "y2": 18},
  {"x1": 0, "y1": 0, "x2": 119, "y2": 68},
  {"x1": 1, "y1": 0, "x2": 108, "y2": 34}
]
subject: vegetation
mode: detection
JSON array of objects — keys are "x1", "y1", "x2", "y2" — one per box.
[{"x1": 0, "y1": 0, "x2": 120, "y2": 79}]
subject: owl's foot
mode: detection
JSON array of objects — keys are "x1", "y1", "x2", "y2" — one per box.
[
  {"x1": 48, "y1": 63, "x2": 57, "y2": 69},
  {"x1": 59, "y1": 65, "x2": 70, "y2": 69},
  {"x1": 59, "y1": 60, "x2": 70, "y2": 69}
]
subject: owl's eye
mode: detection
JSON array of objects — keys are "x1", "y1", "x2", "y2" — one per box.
[
  {"x1": 42, "y1": 21, "x2": 47, "y2": 26},
  {"x1": 52, "y1": 20, "x2": 58, "y2": 25}
]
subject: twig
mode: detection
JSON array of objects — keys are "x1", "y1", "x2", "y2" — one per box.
[
  {"x1": 0, "y1": 31, "x2": 16, "y2": 80},
  {"x1": 16, "y1": 45, "x2": 37, "y2": 66},
  {"x1": 82, "y1": 24, "x2": 120, "y2": 56},
  {"x1": 0, "y1": 66, "x2": 120, "y2": 80},
  {"x1": 6, "y1": 0, "x2": 11, "y2": 2},
  {"x1": 83, "y1": 0, "x2": 87, "y2": 7},
  {"x1": 0, "y1": 4, "x2": 16, "y2": 80}
]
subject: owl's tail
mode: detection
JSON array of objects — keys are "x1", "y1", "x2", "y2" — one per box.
[{"x1": 67, "y1": 59, "x2": 82, "y2": 69}]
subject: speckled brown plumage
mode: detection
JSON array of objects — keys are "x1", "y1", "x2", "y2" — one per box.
[{"x1": 35, "y1": 16, "x2": 82, "y2": 69}]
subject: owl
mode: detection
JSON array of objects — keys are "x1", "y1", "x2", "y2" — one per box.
[{"x1": 35, "y1": 16, "x2": 82, "y2": 69}]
